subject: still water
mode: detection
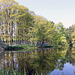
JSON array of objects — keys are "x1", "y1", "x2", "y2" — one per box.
[{"x1": 0, "y1": 47, "x2": 75, "y2": 75}]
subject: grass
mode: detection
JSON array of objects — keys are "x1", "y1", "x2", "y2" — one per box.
[
  {"x1": 5, "y1": 44, "x2": 66, "y2": 51},
  {"x1": 5, "y1": 45, "x2": 37, "y2": 51},
  {"x1": 16, "y1": 45, "x2": 36, "y2": 47},
  {"x1": 5, "y1": 44, "x2": 67, "y2": 51},
  {"x1": 0, "y1": 69, "x2": 26, "y2": 75}
]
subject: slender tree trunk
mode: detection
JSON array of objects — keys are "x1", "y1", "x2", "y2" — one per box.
[{"x1": 41, "y1": 38, "x2": 44, "y2": 47}]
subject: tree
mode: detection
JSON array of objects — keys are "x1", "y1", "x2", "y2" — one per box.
[
  {"x1": 0, "y1": 0, "x2": 34, "y2": 45},
  {"x1": 0, "y1": 0, "x2": 17, "y2": 44},
  {"x1": 15, "y1": 5, "x2": 34, "y2": 44},
  {"x1": 30, "y1": 15, "x2": 55, "y2": 46},
  {"x1": 55, "y1": 22, "x2": 68, "y2": 45},
  {"x1": 68, "y1": 24, "x2": 75, "y2": 46}
]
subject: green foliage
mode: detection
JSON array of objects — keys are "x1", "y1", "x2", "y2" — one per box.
[
  {"x1": 5, "y1": 45, "x2": 36, "y2": 51},
  {"x1": 55, "y1": 22, "x2": 69, "y2": 45},
  {"x1": 0, "y1": 0, "x2": 69, "y2": 47},
  {"x1": 29, "y1": 15, "x2": 57, "y2": 45},
  {"x1": 68, "y1": 24, "x2": 75, "y2": 46}
]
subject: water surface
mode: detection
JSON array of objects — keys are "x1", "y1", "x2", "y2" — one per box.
[{"x1": 0, "y1": 47, "x2": 75, "y2": 75}]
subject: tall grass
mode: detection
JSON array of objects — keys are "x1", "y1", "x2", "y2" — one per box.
[{"x1": 0, "y1": 69, "x2": 26, "y2": 75}]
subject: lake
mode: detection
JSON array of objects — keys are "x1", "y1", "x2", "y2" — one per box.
[{"x1": 0, "y1": 47, "x2": 75, "y2": 75}]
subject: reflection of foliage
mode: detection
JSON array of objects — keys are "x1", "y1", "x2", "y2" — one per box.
[
  {"x1": 0, "y1": 48, "x2": 71, "y2": 75},
  {"x1": 33, "y1": 49, "x2": 60, "y2": 74},
  {"x1": 59, "y1": 47, "x2": 75, "y2": 67},
  {"x1": 16, "y1": 48, "x2": 63, "y2": 75},
  {"x1": 56, "y1": 58, "x2": 67, "y2": 70},
  {"x1": 65, "y1": 47, "x2": 75, "y2": 66}
]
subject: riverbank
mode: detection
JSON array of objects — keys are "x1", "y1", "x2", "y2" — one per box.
[
  {"x1": 4, "y1": 44, "x2": 67, "y2": 51},
  {"x1": 5, "y1": 45, "x2": 55, "y2": 51},
  {"x1": 5, "y1": 45, "x2": 37, "y2": 51}
]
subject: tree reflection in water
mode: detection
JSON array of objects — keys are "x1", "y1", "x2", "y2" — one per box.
[{"x1": 0, "y1": 47, "x2": 75, "y2": 75}]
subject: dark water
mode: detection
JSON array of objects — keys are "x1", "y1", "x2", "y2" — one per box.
[{"x1": 0, "y1": 47, "x2": 75, "y2": 75}]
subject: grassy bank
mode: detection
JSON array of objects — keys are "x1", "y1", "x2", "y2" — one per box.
[
  {"x1": 5, "y1": 45, "x2": 54, "y2": 51},
  {"x1": 5, "y1": 45, "x2": 37, "y2": 51},
  {"x1": 5, "y1": 44, "x2": 68, "y2": 51}
]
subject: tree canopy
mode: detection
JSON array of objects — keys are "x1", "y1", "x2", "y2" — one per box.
[{"x1": 0, "y1": 0, "x2": 70, "y2": 46}]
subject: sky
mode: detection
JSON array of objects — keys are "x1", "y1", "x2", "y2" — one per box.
[{"x1": 15, "y1": 0, "x2": 75, "y2": 28}]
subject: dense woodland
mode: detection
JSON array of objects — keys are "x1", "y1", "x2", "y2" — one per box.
[{"x1": 0, "y1": 0, "x2": 74, "y2": 46}]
